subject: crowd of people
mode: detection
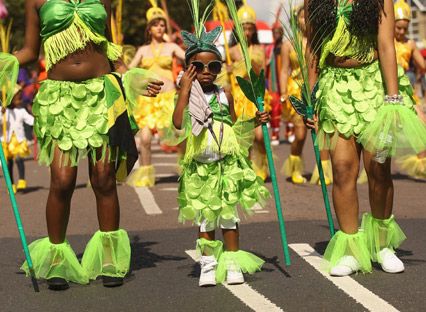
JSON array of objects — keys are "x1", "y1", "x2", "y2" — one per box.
[{"x1": 0, "y1": 0, "x2": 425, "y2": 292}]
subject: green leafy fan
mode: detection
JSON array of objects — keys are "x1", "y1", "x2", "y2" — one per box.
[
  {"x1": 282, "y1": 1, "x2": 335, "y2": 238},
  {"x1": 225, "y1": 0, "x2": 291, "y2": 266}
]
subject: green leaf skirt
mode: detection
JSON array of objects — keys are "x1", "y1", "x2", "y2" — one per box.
[
  {"x1": 33, "y1": 74, "x2": 138, "y2": 173},
  {"x1": 177, "y1": 154, "x2": 270, "y2": 226},
  {"x1": 316, "y1": 61, "x2": 426, "y2": 156}
]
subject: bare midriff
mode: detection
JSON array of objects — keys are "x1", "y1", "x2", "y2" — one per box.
[
  {"x1": 47, "y1": 42, "x2": 112, "y2": 81},
  {"x1": 326, "y1": 51, "x2": 378, "y2": 68}
]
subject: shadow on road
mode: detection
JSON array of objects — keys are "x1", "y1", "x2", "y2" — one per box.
[
  {"x1": 156, "y1": 175, "x2": 179, "y2": 185},
  {"x1": 129, "y1": 235, "x2": 186, "y2": 273}
]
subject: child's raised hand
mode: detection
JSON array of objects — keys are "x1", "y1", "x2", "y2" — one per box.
[
  {"x1": 255, "y1": 111, "x2": 270, "y2": 127},
  {"x1": 180, "y1": 64, "x2": 197, "y2": 91}
]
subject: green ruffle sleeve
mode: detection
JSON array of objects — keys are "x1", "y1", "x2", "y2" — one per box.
[{"x1": 0, "y1": 53, "x2": 19, "y2": 106}]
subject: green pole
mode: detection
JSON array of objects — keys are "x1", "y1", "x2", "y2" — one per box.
[
  {"x1": 257, "y1": 96, "x2": 291, "y2": 266},
  {"x1": 0, "y1": 145, "x2": 39, "y2": 292},
  {"x1": 307, "y1": 106, "x2": 335, "y2": 237}
]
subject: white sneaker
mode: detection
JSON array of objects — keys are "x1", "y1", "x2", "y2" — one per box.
[
  {"x1": 379, "y1": 248, "x2": 405, "y2": 273},
  {"x1": 227, "y1": 269, "x2": 244, "y2": 285},
  {"x1": 330, "y1": 256, "x2": 361, "y2": 277},
  {"x1": 271, "y1": 139, "x2": 280, "y2": 146},
  {"x1": 199, "y1": 256, "x2": 217, "y2": 287}
]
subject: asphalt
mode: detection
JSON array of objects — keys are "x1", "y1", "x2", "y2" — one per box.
[{"x1": 0, "y1": 136, "x2": 425, "y2": 312}]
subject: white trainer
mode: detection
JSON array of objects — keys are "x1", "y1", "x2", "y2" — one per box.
[
  {"x1": 379, "y1": 248, "x2": 405, "y2": 273},
  {"x1": 199, "y1": 256, "x2": 217, "y2": 287},
  {"x1": 330, "y1": 255, "x2": 361, "y2": 277},
  {"x1": 227, "y1": 269, "x2": 244, "y2": 285}
]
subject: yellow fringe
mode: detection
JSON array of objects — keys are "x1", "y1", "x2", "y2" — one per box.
[
  {"x1": 44, "y1": 13, "x2": 122, "y2": 71},
  {"x1": 396, "y1": 155, "x2": 426, "y2": 179},
  {"x1": 126, "y1": 165, "x2": 156, "y2": 187},
  {"x1": 310, "y1": 159, "x2": 333, "y2": 185},
  {"x1": 251, "y1": 144, "x2": 268, "y2": 181},
  {"x1": 282, "y1": 154, "x2": 306, "y2": 184}
]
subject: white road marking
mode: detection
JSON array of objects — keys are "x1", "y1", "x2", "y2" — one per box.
[
  {"x1": 156, "y1": 173, "x2": 178, "y2": 178},
  {"x1": 161, "y1": 187, "x2": 178, "y2": 191},
  {"x1": 153, "y1": 163, "x2": 178, "y2": 167},
  {"x1": 289, "y1": 243, "x2": 400, "y2": 312},
  {"x1": 254, "y1": 211, "x2": 270, "y2": 214},
  {"x1": 152, "y1": 154, "x2": 177, "y2": 158},
  {"x1": 252, "y1": 203, "x2": 263, "y2": 210},
  {"x1": 185, "y1": 250, "x2": 284, "y2": 312},
  {"x1": 133, "y1": 187, "x2": 162, "y2": 215}
]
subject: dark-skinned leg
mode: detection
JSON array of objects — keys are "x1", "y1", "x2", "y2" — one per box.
[
  {"x1": 290, "y1": 117, "x2": 307, "y2": 156},
  {"x1": 325, "y1": 136, "x2": 374, "y2": 276},
  {"x1": 360, "y1": 151, "x2": 404, "y2": 273},
  {"x1": 89, "y1": 149, "x2": 119, "y2": 232},
  {"x1": 87, "y1": 148, "x2": 125, "y2": 287},
  {"x1": 363, "y1": 151, "x2": 393, "y2": 219},
  {"x1": 329, "y1": 136, "x2": 361, "y2": 234},
  {"x1": 45, "y1": 147, "x2": 78, "y2": 290},
  {"x1": 46, "y1": 147, "x2": 78, "y2": 244},
  {"x1": 222, "y1": 227, "x2": 239, "y2": 252}
]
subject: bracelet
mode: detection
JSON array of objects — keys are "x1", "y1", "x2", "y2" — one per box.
[
  {"x1": 384, "y1": 94, "x2": 403, "y2": 105},
  {"x1": 280, "y1": 96, "x2": 287, "y2": 103}
]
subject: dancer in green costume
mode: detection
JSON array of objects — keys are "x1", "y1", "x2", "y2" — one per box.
[
  {"x1": 171, "y1": 0, "x2": 270, "y2": 287},
  {"x1": 1, "y1": 0, "x2": 162, "y2": 290},
  {"x1": 305, "y1": 0, "x2": 426, "y2": 276}
]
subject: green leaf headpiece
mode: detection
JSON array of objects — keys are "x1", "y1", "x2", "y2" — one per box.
[{"x1": 182, "y1": 0, "x2": 222, "y2": 64}]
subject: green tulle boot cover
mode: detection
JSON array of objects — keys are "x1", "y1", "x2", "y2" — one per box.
[
  {"x1": 323, "y1": 230, "x2": 372, "y2": 273},
  {"x1": 216, "y1": 250, "x2": 264, "y2": 284},
  {"x1": 361, "y1": 213, "x2": 406, "y2": 263},
  {"x1": 196, "y1": 238, "x2": 223, "y2": 259},
  {"x1": 21, "y1": 238, "x2": 89, "y2": 284},
  {"x1": 81, "y1": 229, "x2": 131, "y2": 279}
]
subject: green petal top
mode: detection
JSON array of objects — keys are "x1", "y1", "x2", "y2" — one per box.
[
  {"x1": 209, "y1": 93, "x2": 233, "y2": 127},
  {"x1": 319, "y1": 0, "x2": 376, "y2": 68},
  {"x1": 39, "y1": 0, "x2": 122, "y2": 71},
  {"x1": 40, "y1": 0, "x2": 106, "y2": 39}
]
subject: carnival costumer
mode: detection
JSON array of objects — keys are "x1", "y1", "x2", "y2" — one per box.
[
  {"x1": 228, "y1": 1, "x2": 271, "y2": 181},
  {"x1": 393, "y1": 0, "x2": 426, "y2": 179},
  {"x1": 280, "y1": 4, "x2": 332, "y2": 185},
  {"x1": 172, "y1": 5, "x2": 270, "y2": 285},
  {"x1": 127, "y1": 0, "x2": 185, "y2": 187},
  {"x1": 4, "y1": 0, "x2": 162, "y2": 290},
  {"x1": 306, "y1": 0, "x2": 426, "y2": 276},
  {"x1": 267, "y1": 22, "x2": 284, "y2": 146},
  {"x1": 0, "y1": 85, "x2": 34, "y2": 193}
]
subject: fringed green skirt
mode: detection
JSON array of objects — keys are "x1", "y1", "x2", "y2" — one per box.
[
  {"x1": 178, "y1": 154, "x2": 270, "y2": 226},
  {"x1": 316, "y1": 61, "x2": 426, "y2": 156},
  {"x1": 33, "y1": 74, "x2": 138, "y2": 180}
]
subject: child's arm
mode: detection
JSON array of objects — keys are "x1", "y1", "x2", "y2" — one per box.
[
  {"x1": 173, "y1": 64, "x2": 196, "y2": 129},
  {"x1": 22, "y1": 108, "x2": 34, "y2": 127}
]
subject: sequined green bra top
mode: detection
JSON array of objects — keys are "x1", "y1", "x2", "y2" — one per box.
[
  {"x1": 319, "y1": 0, "x2": 377, "y2": 68},
  {"x1": 39, "y1": 0, "x2": 122, "y2": 71}
]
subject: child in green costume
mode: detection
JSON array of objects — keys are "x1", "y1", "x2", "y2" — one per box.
[{"x1": 172, "y1": 21, "x2": 270, "y2": 286}]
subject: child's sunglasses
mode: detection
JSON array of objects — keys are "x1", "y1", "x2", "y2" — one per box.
[{"x1": 190, "y1": 60, "x2": 223, "y2": 75}]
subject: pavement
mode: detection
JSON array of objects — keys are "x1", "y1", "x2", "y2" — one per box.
[{"x1": 1, "y1": 135, "x2": 425, "y2": 312}]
